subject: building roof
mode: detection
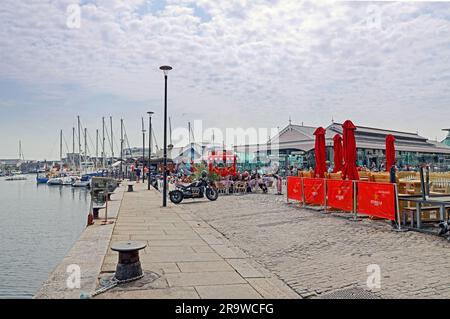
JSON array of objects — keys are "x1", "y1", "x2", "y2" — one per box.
[
  {"x1": 235, "y1": 122, "x2": 450, "y2": 155},
  {"x1": 442, "y1": 129, "x2": 450, "y2": 147}
]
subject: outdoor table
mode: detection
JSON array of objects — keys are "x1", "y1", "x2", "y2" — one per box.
[
  {"x1": 398, "y1": 179, "x2": 423, "y2": 194},
  {"x1": 398, "y1": 195, "x2": 450, "y2": 229}
]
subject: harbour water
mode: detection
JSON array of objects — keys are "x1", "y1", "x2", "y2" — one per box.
[{"x1": 0, "y1": 176, "x2": 89, "y2": 298}]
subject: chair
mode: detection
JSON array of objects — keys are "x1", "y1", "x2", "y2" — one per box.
[
  {"x1": 298, "y1": 170, "x2": 313, "y2": 178},
  {"x1": 233, "y1": 181, "x2": 247, "y2": 195},
  {"x1": 215, "y1": 181, "x2": 228, "y2": 195},
  {"x1": 326, "y1": 172, "x2": 342, "y2": 180},
  {"x1": 358, "y1": 171, "x2": 371, "y2": 181}
]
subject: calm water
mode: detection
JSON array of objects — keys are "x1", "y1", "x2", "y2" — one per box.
[{"x1": 0, "y1": 176, "x2": 89, "y2": 298}]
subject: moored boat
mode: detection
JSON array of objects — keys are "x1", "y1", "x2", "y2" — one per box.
[
  {"x1": 5, "y1": 174, "x2": 27, "y2": 181},
  {"x1": 36, "y1": 177, "x2": 49, "y2": 184}
]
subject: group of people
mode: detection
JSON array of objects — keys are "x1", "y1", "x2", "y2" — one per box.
[
  {"x1": 218, "y1": 170, "x2": 283, "y2": 195},
  {"x1": 130, "y1": 163, "x2": 150, "y2": 182},
  {"x1": 126, "y1": 160, "x2": 284, "y2": 195}
]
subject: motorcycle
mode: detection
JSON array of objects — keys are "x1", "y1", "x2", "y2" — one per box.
[{"x1": 169, "y1": 177, "x2": 219, "y2": 204}]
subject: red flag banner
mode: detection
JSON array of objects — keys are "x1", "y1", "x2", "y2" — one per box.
[
  {"x1": 357, "y1": 182, "x2": 396, "y2": 221},
  {"x1": 287, "y1": 176, "x2": 303, "y2": 201},
  {"x1": 327, "y1": 179, "x2": 354, "y2": 212},
  {"x1": 303, "y1": 178, "x2": 325, "y2": 205}
]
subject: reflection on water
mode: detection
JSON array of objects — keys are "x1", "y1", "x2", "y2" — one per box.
[{"x1": 0, "y1": 177, "x2": 89, "y2": 298}]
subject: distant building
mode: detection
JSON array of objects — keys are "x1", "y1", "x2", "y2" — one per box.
[
  {"x1": 0, "y1": 159, "x2": 20, "y2": 166},
  {"x1": 442, "y1": 129, "x2": 450, "y2": 147},
  {"x1": 234, "y1": 122, "x2": 450, "y2": 172}
]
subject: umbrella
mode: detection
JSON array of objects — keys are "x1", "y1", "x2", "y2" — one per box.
[
  {"x1": 342, "y1": 120, "x2": 359, "y2": 180},
  {"x1": 208, "y1": 150, "x2": 215, "y2": 173},
  {"x1": 333, "y1": 134, "x2": 344, "y2": 173},
  {"x1": 313, "y1": 127, "x2": 327, "y2": 178},
  {"x1": 385, "y1": 134, "x2": 396, "y2": 172}
]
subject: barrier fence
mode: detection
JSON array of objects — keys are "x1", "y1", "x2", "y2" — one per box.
[
  {"x1": 303, "y1": 178, "x2": 325, "y2": 206},
  {"x1": 326, "y1": 179, "x2": 354, "y2": 212},
  {"x1": 286, "y1": 176, "x2": 303, "y2": 202},
  {"x1": 287, "y1": 177, "x2": 398, "y2": 222}
]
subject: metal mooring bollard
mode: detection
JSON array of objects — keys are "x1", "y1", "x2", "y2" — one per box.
[
  {"x1": 111, "y1": 241, "x2": 147, "y2": 281},
  {"x1": 128, "y1": 184, "x2": 134, "y2": 192},
  {"x1": 92, "y1": 207, "x2": 100, "y2": 219}
]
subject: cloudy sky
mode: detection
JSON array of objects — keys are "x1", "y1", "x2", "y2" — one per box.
[{"x1": 1, "y1": 0, "x2": 450, "y2": 159}]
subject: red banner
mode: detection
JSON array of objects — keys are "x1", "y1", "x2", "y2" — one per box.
[
  {"x1": 357, "y1": 182, "x2": 396, "y2": 221},
  {"x1": 287, "y1": 176, "x2": 303, "y2": 201},
  {"x1": 303, "y1": 178, "x2": 325, "y2": 205},
  {"x1": 327, "y1": 180, "x2": 354, "y2": 212}
]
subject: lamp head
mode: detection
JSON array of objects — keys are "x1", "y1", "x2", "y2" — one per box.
[{"x1": 159, "y1": 65, "x2": 172, "y2": 76}]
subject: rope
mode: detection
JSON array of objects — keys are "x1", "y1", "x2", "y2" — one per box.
[{"x1": 80, "y1": 273, "x2": 145, "y2": 299}]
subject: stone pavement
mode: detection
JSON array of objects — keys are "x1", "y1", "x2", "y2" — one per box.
[
  {"x1": 34, "y1": 184, "x2": 125, "y2": 299},
  {"x1": 96, "y1": 182, "x2": 300, "y2": 299},
  {"x1": 186, "y1": 190, "x2": 450, "y2": 299}
]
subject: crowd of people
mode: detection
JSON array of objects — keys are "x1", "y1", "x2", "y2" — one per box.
[{"x1": 125, "y1": 160, "x2": 286, "y2": 196}]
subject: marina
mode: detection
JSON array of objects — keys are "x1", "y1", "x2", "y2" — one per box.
[
  {"x1": 0, "y1": 177, "x2": 89, "y2": 298},
  {"x1": 2, "y1": 0, "x2": 450, "y2": 308}
]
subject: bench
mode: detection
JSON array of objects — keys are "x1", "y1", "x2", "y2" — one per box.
[{"x1": 403, "y1": 205, "x2": 450, "y2": 227}]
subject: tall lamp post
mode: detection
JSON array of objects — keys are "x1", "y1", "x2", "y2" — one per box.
[
  {"x1": 147, "y1": 111, "x2": 154, "y2": 190},
  {"x1": 141, "y1": 117, "x2": 146, "y2": 183},
  {"x1": 160, "y1": 65, "x2": 172, "y2": 207}
]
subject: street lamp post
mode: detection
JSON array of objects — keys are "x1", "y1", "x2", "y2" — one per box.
[
  {"x1": 141, "y1": 117, "x2": 146, "y2": 183},
  {"x1": 160, "y1": 65, "x2": 172, "y2": 207},
  {"x1": 147, "y1": 111, "x2": 154, "y2": 190}
]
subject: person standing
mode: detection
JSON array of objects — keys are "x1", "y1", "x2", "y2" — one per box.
[
  {"x1": 144, "y1": 165, "x2": 149, "y2": 182},
  {"x1": 136, "y1": 167, "x2": 141, "y2": 183},
  {"x1": 130, "y1": 163, "x2": 135, "y2": 181},
  {"x1": 273, "y1": 167, "x2": 283, "y2": 195}
]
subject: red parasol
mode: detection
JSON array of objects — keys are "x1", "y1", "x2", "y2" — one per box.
[
  {"x1": 385, "y1": 134, "x2": 396, "y2": 172},
  {"x1": 333, "y1": 134, "x2": 344, "y2": 173},
  {"x1": 208, "y1": 150, "x2": 215, "y2": 173},
  {"x1": 313, "y1": 127, "x2": 327, "y2": 178},
  {"x1": 342, "y1": 120, "x2": 359, "y2": 180}
]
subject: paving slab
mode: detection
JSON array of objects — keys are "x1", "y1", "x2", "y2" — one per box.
[{"x1": 94, "y1": 183, "x2": 299, "y2": 299}]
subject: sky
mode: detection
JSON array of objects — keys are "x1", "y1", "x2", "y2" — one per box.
[{"x1": 1, "y1": 0, "x2": 450, "y2": 160}]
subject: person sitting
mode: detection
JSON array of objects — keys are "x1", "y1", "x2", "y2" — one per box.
[{"x1": 256, "y1": 173, "x2": 268, "y2": 193}]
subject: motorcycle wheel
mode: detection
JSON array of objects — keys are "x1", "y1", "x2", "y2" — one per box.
[
  {"x1": 169, "y1": 190, "x2": 184, "y2": 204},
  {"x1": 205, "y1": 188, "x2": 219, "y2": 201}
]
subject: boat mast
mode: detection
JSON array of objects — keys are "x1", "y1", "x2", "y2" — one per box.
[
  {"x1": 77, "y1": 116, "x2": 81, "y2": 172},
  {"x1": 84, "y1": 127, "x2": 87, "y2": 173},
  {"x1": 120, "y1": 118, "x2": 124, "y2": 177},
  {"x1": 18, "y1": 140, "x2": 23, "y2": 161},
  {"x1": 102, "y1": 117, "x2": 105, "y2": 168},
  {"x1": 110, "y1": 116, "x2": 114, "y2": 167},
  {"x1": 60, "y1": 129, "x2": 63, "y2": 171},
  {"x1": 72, "y1": 127, "x2": 75, "y2": 169},
  {"x1": 95, "y1": 129, "x2": 99, "y2": 169}
]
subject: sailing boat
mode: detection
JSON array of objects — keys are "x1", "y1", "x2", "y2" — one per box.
[
  {"x1": 5, "y1": 141, "x2": 27, "y2": 181},
  {"x1": 47, "y1": 130, "x2": 73, "y2": 186},
  {"x1": 73, "y1": 122, "x2": 91, "y2": 188}
]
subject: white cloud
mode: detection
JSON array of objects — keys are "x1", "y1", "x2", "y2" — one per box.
[{"x1": 1, "y1": 0, "x2": 450, "y2": 158}]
